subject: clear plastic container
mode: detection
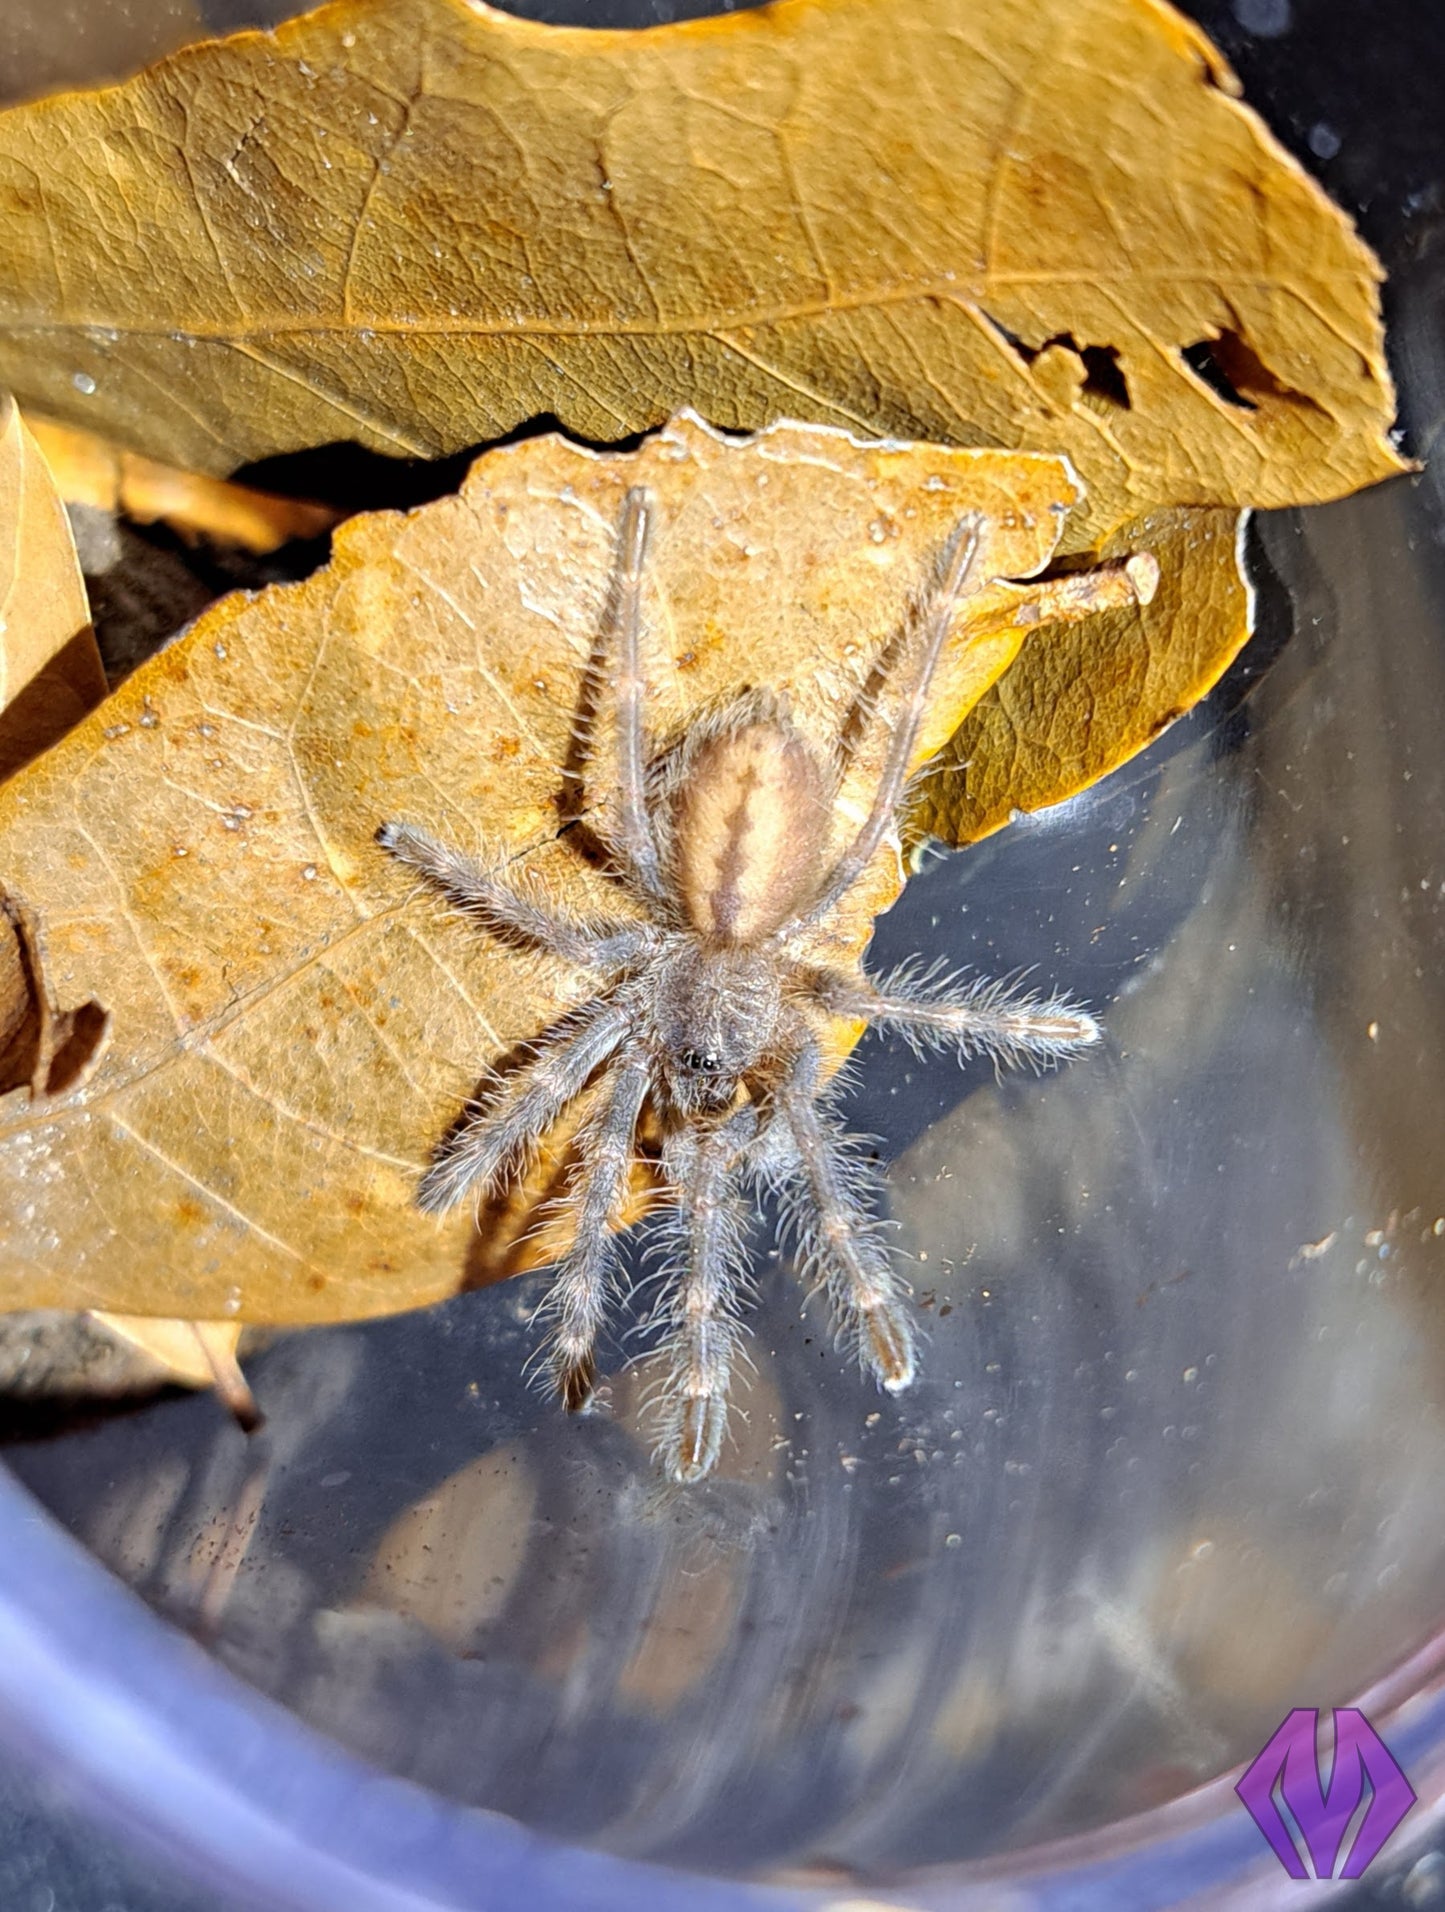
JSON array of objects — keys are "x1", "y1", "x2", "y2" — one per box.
[{"x1": 2, "y1": 1, "x2": 1444, "y2": 1907}]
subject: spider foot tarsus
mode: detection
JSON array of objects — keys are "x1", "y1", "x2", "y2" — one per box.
[
  {"x1": 560, "y1": 1350, "x2": 598, "y2": 1414},
  {"x1": 778, "y1": 1050, "x2": 919, "y2": 1395},
  {"x1": 861, "y1": 1294, "x2": 917, "y2": 1395},
  {"x1": 531, "y1": 1271, "x2": 604, "y2": 1413},
  {"x1": 647, "y1": 1124, "x2": 750, "y2": 1483},
  {"x1": 531, "y1": 1046, "x2": 651, "y2": 1412},
  {"x1": 657, "y1": 1378, "x2": 733, "y2": 1486}
]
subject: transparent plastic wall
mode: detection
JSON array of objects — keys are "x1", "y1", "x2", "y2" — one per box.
[{"x1": 1, "y1": 2, "x2": 1444, "y2": 1907}]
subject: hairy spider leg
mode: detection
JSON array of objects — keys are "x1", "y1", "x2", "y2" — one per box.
[
  {"x1": 417, "y1": 995, "x2": 636, "y2": 1214},
  {"x1": 653, "y1": 1121, "x2": 752, "y2": 1482},
  {"x1": 801, "y1": 963, "x2": 1102, "y2": 1071},
  {"x1": 374, "y1": 820, "x2": 646, "y2": 972},
  {"x1": 777, "y1": 1037, "x2": 916, "y2": 1392},
  {"x1": 784, "y1": 512, "x2": 987, "y2": 936},
  {"x1": 540, "y1": 1043, "x2": 652, "y2": 1410},
  {"x1": 607, "y1": 487, "x2": 669, "y2": 904}
]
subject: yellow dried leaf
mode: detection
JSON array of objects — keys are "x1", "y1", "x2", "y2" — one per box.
[
  {"x1": 0, "y1": 398, "x2": 111, "y2": 1110},
  {"x1": 87, "y1": 1312, "x2": 256, "y2": 1424},
  {"x1": 0, "y1": 405, "x2": 260, "y2": 1418},
  {"x1": 0, "y1": 0, "x2": 1401, "y2": 544},
  {"x1": 25, "y1": 412, "x2": 342, "y2": 555},
  {"x1": 920, "y1": 507, "x2": 1250, "y2": 844},
  {"x1": 0, "y1": 395, "x2": 105, "y2": 781},
  {"x1": 0, "y1": 416, "x2": 1151, "y2": 1325}
]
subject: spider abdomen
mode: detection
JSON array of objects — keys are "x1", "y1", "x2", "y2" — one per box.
[{"x1": 670, "y1": 717, "x2": 831, "y2": 944}]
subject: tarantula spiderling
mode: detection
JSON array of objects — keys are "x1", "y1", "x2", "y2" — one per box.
[{"x1": 378, "y1": 487, "x2": 1102, "y2": 1482}]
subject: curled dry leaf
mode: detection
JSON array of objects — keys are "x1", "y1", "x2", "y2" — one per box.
[
  {"x1": 0, "y1": 394, "x2": 106, "y2": 782},
  {"x1": 26, "y1": 412, "x2": 342, "y2": 556},
  {"x1": 0, "y1": 0, "x2": 1402, "y2": 544},
  {"x1": 0, "y1": 416, "x2": 1155, "y2": 1325},
  {"x1": 0, "y1": 401, "x2": 112, "y2": 1106},
  {"x1": 920, "y1": 507, "x2": 1252, "y2": 844},
  {"x1": 0, "y1": 414, "x2": 242, "y2": 1405},
  {"x1": 87, "y1": 1312, "x2": 257, "y2": 1424}
]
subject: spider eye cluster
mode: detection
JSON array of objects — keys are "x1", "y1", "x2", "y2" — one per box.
[{"x1": 681, "y1": 1050, "x2": 725, "y2": 1076}]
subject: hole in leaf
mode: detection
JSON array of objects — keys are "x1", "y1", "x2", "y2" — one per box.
[
  {"x1": 978, "y1": 319, "x2": 1132, "y2": 411},
  {"x1": 1078, "y1": 344, "x2": 1132, "y2": 411},
  {"x1": 976, "y1": 310, "x2": 1038, "y2": 368},
  {"x1": 1210, "y1": 327, "x2": 1329, "y2": 417},
  {"x1": 1181, "y1": 334, "x2": 1260, "y2": 410},
  {"x1": 44, "y1": 1001, "x2": 111, "y2": 1097},
  {"x1": 0, "y1": 897, "x2": 110, "y2": 1100}
]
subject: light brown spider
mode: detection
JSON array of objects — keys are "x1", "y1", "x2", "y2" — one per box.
[{"x1": 378, "y1": 488, "x2": 1100, "y2": 1482}]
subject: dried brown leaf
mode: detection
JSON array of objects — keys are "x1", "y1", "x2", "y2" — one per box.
[
  {"x1": 86, "y1": 1312, "x2": 255, "y2": 1423},
  {"x1": 26, "y1": 412, "x2": 342, "y2": 554},
  {"x1": 0, "y1": 394, "x2": 106, "y2": 781},
  {"x1": 919, "y1": 507, "x2": 1251, "y2": 844},
  {"x1": 0, "y1": 416, "x2": 1150, "y2": 1324},
  {"x1": 0, "y1": 0, "x2": 1401, "y2": 544},
  {"x1": 0, "y1": 415, "x2": 111, "y2": 1107}
]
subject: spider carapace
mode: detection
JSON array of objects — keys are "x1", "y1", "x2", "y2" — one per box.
[{"x1": 379, "y1": 488, "x2": 1100, "y2": 1481}]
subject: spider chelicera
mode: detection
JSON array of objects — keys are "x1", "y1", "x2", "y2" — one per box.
[{"x1": 379, "y1": 487, "x2": 1102, "y2": 1481}]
